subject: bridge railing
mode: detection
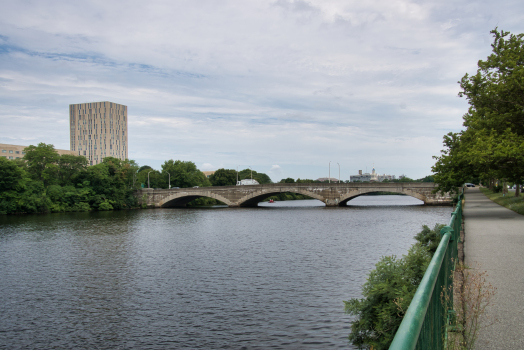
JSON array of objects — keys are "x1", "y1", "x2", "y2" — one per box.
[{"x1": 389, "y1": 188, "x2": 463, "y2": 350}]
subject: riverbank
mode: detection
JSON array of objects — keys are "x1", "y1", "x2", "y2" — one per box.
[{"x1": 478, "y1": 187, "x2": 524, "y2": 215}]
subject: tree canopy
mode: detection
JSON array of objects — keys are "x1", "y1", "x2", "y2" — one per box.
[
  {"x1": 209, "y1": 168, "x2": 237, "y2": 186},
  {"x1": 433, "y1": 28, "x2": 524, "y2": 195}
]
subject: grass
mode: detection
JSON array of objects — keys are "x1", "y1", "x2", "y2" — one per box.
[{"x1": 479, "y1": 187, "x2": 524, "y2": 215}]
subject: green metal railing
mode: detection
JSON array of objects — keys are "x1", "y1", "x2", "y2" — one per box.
[{"x1": 389, "y1": 189, "x2": 463, "y2": 350}]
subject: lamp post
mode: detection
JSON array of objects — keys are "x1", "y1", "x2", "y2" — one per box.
[
  {"x1": 237, "y1": 166, "x2": 239, "y2": 185},
  {"x1": 166, "y1": 172, "x2": 171, "y2": 189},
  {"x1": 148, "y1": 170, "x2": 152, "y2": 189},
  {"x1": 337, "y1": 163, "x2": 340, "y2": 183},
  {"x1": 249, "y1": 166, "x2": 253, "y2": 180},
  {"x1": 329, "y1": 161, "x2": 331, "y2": 183}
]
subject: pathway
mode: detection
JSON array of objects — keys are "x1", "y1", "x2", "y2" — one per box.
[{"x1": 464, "y1": 187, "x2": 524, "y2": 349}]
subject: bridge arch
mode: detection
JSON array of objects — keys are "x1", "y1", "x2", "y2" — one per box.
[
  {"x1": 339, "y1": 188, "x2": 426, "y2": 205},
  {"x1": 158, "y1": 191, "x2": 234, "y2": 207},
  {"x1": 237, "y1": 188, "x2": 325, "y2": 207}
]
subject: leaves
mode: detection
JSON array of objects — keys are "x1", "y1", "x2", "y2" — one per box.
[{"x1": 434, "y1": 28, "x2": 524, "y2": 193}]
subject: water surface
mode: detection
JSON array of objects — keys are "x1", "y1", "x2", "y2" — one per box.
[{"x1": 0, "y1": 196, "x2": 452, "y2": 349}]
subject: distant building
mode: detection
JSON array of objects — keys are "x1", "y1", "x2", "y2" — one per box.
[
  {"x1": 202, "y1": 171, "x2": 215, "y2": 178},
  {"x1": 350, "y1": 166, "x2": 396, "y2": 182},
  {"x1": 69, "y1": 101, "x2": 128, "y2": 165},
  {"x1": 0, "y1": 143, "x2": 75, "y2": 160},
  {"x1": 236, "y1": 179, "x2": 259, "y2": 186}
]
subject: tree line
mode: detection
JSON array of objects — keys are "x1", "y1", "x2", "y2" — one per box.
[
  {"x1": 433, "y1": 28, "x2": 524, "y2": 196},
  {"x1": 0, "y1": 143, "x2": 279, "y2": 214}
]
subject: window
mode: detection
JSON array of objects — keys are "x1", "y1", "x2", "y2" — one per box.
[
  {"x1": 9, "y1": 156, "x2": 13, "y2": 159},
  {"x1": 1, "y1": 150, "x2": 5, "y2": 153},
  {"x1": 22, "y1": 151, "x2": 25, "y2": 154},
  {"x1": 15, "y1": 151, "x2": 19, "y2": 154},
  {"x1": 9, "y1": 150, "x2": 13, "y2": 153}
]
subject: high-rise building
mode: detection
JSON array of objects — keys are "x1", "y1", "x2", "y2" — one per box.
[{"x1": 69, "y1": 101, "x2": 128, "y2": 165}]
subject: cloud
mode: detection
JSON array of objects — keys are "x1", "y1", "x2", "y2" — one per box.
[
  {"x1": 0, "y1": 0, "x2": 522, "y2": 180},
  {"x1": 269, "y1": 165, "x2": 282, "y2": 173},
  {"x1": 201, "y1": 163, "x2": 215, "y2": 171}
]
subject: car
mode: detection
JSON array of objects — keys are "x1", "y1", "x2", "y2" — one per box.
[
  {"x1": 193, "y1": 186, "x2": 199, "y2": 188},
  {"x1": 465, "y1": 183, "x2": 475, "y2": 187}
]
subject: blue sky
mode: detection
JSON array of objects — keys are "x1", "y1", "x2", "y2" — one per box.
[{"x1": 1, "y1": 0, "x2": 523, "y2": 181}]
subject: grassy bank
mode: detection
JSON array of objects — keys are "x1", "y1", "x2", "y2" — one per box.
[{"x1": 479, "y1": 187, "x2": 524, "y2": 215}]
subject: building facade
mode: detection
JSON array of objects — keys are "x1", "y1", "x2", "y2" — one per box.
[
  {"x1": 69, "y1": 101, "x2": 128, "y2": 165},
  {"x1": 1, "y1": 143, "x2": 75, "y2": 160}
]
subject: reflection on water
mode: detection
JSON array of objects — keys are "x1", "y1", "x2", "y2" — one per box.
[{"x1": 0, "y1": 196, "x2": 450, "y2": 349}]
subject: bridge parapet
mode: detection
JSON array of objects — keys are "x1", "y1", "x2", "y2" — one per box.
[{"x1": 136, "y1": 182, "x2": 452, "y2": 208}]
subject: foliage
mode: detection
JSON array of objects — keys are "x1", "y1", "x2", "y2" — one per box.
[
  {"x1": 344, "y1": 224, "x2": 444, "y2": 349},
  {"x1": 418, "y1": 175, "x2": 435, "y2": 182},
  {"x1": 433, "y1": 28, "x2": 524, "y2": 196},
  {"x1": 23, "y1": 143, "x2": 60, "y2": 187},
  {"x1": 161, "y1": 159, "x2": 210, "y2": 188},
  {"x1": 266, "y1": 192, "x2": 313, "y2": 201},
  {"x1": 280, "y1": 177, "x2": 295, "y2": 183},
  {"x1": 414, "y1": 223, "x2": 446, "y2": 255},
  {"x1": 209, "y1": 168, "x2": 237, "y2": 186},
  {"x1": 1, "y1": 147, "x2": 138, "y2": 214},
  {"x1": 238, "y1": 168, "x2": 272, "y2": 184},
  {"x1": 296, "y1": 178, "x2": 317, "y2": 183},
  {"x1": 442, "y1": 263, "x2": 497, "y2": 350}
]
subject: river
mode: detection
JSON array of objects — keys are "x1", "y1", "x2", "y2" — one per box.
[{"x1": 0, "y1": 196, "x2": 452, "y2": 349}]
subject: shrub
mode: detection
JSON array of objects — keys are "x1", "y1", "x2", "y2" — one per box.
[{"x1": 344, "y1": 224, "x2": 444, "y2": 349}]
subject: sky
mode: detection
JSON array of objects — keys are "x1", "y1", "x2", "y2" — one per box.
[{"x1": 1, "y1": 0, "x2": 523, "y2": 182}]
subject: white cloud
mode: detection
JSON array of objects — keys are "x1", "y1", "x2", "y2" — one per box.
[{"x1": 0, "y1": 0, "x2": 522, "y2": 179}]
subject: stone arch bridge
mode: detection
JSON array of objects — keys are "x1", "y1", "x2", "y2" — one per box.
[{"x1": 136, "y1": 182, "x2": 452, "y2": 208}]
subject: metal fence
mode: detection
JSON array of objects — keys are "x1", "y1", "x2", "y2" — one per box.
[{"x1": 389, "y1": 190, "x2": 463, "y2": 350}]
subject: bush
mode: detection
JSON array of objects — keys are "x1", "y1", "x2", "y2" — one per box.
[
  {"x1": 344, "y1": 224, "x2": 444, "y2": 349},
  {"x1": 98, "y1": 200, "x2": 114, "y2": 211}
]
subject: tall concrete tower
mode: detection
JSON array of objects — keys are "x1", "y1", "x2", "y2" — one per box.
[{"x1": 69, "y1": 101, "x2": 128, "y2": 165}]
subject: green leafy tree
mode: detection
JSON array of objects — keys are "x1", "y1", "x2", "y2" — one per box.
[
  {"x1": 296, "y1": 178, "x2": 315, "y2": 183},
  {"x1": 280, "y1": 177, "x2": 295, "y2": 183},
  {"x1": 58, "y1": 154, "x2": 88, "y2": 186},
  {"x1": 209, "y1": 168, "x2": 237, "y2": 186},
  {"x1": 138, "y1": 168, "x2": 165, "y2": 188},
  {"x1": 0, "y1": 157, "x2": 29, "y2": 214},
  {"x1": 238, "y1": 168, "x2": 273, "y2": 184},
  {"x1": 161, "y1": 160, "x2": 210, "y2": 188},
  {"x1": 23, "y1": 143, "x2": 60, "y2": 187},
  {"x1": 434, "y1": 28, "x2": 524, "y2": 196}
]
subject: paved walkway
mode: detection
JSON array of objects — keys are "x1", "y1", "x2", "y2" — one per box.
[{"x1": 464, "y1": 187, "x2": 524, "y2": 349}]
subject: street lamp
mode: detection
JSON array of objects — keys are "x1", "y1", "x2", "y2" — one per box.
[
  {"x1": 329, "y1": 161, "x2": 331, "y2": 183},
  {"x1": 166, "y1": 172, "x2": 171, "y2": 189},
  {"x1": 237, "y1": 166, "x2": 239, "y2": 185},
  {"x1": 148, "y1": 170, "x2": 152, "y2": 189},
  {"x1": 249, "y1": 166, "x2": 253, "y2": 180},
  {"x1": 337, "y1": 163, "x2": 340, "y2": 183}
]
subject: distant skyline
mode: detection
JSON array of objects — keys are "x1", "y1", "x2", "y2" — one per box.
[{"x1": 1, "y1": 0, "x2": 523, "y2": 182}]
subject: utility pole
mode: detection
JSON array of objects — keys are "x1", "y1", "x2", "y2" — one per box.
[{"x1": 167, "y1": 172, "x2": 171, "y2": 189}]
